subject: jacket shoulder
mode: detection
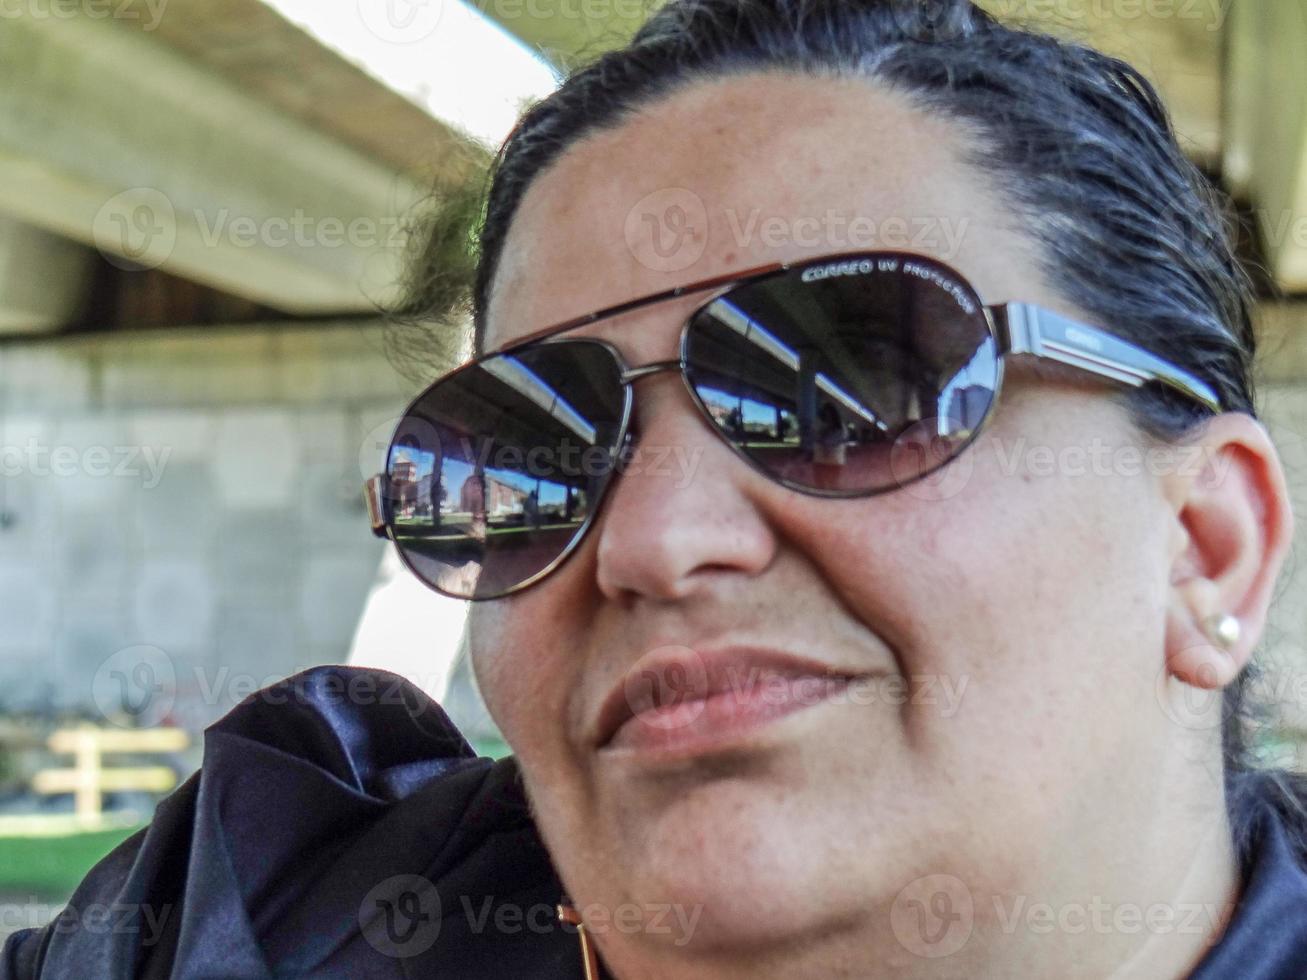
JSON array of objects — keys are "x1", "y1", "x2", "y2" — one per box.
[{"x1": 1, "y1": 665, "x2": 552, "y2": 980}]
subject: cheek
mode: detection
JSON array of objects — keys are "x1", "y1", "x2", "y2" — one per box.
[
  {"x1": 776, "y1": 421, "x2": 1167, "y2": 744},
  {"x1": 466, "y1": 603, "x2": 540, "y2": 747},
  {"x1": 466, "y1": 597, "x2": 583, "y2": 766}
]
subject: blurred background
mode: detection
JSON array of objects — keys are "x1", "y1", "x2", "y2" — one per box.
[{"x1": 0, "y1": 0, "x2": 1305, "y2": 943}]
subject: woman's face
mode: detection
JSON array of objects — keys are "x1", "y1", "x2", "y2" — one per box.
[{"x1": 469, "y1": 73, "x2": 1190, "y2": 968}]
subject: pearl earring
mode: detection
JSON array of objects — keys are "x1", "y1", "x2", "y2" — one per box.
[{"x1": 1203, "y1": 613, "x2": 1241, "y2": 651}]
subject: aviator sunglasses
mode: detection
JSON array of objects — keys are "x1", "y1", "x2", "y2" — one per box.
[{"x1": 364, "y1": 250, "x2": 1222, "y2": 601}]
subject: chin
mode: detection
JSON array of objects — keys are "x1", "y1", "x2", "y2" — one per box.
[{"x1": 599, "y1": 788, "x2": 888, "y2": 950}]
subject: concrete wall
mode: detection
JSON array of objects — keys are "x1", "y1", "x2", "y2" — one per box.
[
  {"x1": 1253, "y1": 381, "x2": 1307, "y2": 765},
  {"x1": 0, "y1": 319, "x2": 434, "y2": 735}
]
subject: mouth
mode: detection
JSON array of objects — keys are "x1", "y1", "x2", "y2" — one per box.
[{"x1": 593, "y1": 645, "x2": 875, "y2": 760}]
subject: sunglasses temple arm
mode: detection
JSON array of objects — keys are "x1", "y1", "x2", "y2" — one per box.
[
  {"x1": 992, "y1": 302, "x2": 1223, "y2": 413},
  {"x1": 363, "y1": 475, "x2": 389, "y2": 539}
]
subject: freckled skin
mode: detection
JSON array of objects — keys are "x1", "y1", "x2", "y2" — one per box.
[{"x1": 465, "y1": 73, "x2": 1257, "y2": 979}]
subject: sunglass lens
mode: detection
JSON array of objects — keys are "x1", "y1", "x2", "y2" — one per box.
[
  {"x1": 384, "y1": 340, "x2": 628, "y2": 599},
  {"x1": 684, "y1": 255, "x2": 998, "y2": 494}
]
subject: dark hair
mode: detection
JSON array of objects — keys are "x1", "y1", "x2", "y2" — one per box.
[{"x1": 397, "y1": 0, "x2": 1306, "y2": 858}]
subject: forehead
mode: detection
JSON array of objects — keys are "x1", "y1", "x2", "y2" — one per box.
[{"x1": 483, "y1": 71, "x2": 1042, "y2": 353}]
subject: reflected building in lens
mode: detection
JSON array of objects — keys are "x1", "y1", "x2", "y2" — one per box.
[
  {"x1": 391, "y1": 458, "x2": 434, "y2": 519},
  {"x1": 390, "y1": 446, "x2": 439, "y2": 520},
  {"x1": 943, "y1": 382, "x2": 991, "y2": 436},
  {"x1": 459, "y1": 473, "x2": 528, "y2": 519}
]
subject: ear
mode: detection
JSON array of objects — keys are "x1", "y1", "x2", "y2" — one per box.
[{"x1": 1161, "y1": 412, "x2": 1294, "y2": 690}]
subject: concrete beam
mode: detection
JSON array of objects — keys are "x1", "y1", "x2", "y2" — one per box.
[
  {"x1": 1255, "y1": 302, "x2": 1307, "y2": 384},
  {"x1": 1224, "y1": 0, "x2": 1307, "y2": 292},
  {"x1": 0, "y1": 216, "x2": 96, "y2": 334},
  {"x1": 143, "y1": 0, "x2": 487, "y2": 186},
  {"x1": 0, "y1": 11, "x2": 426, "y2": 315},
  {"x1": 472, "y1": 0, "x2": 656, "y2": 71}
]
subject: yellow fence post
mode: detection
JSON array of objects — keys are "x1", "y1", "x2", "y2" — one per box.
[{"x1": 31, "y1": 725, "x2": 190, "y2": 829}]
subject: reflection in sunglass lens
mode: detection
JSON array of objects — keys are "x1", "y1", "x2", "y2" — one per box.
[
  {"x1": 385, "y1": 340, "x2": 627, "y2": 599},
  {"x1": 683, "y1": 255, "x2": 999, "y2": 494}
]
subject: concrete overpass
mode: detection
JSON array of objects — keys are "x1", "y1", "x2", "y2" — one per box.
[
  {"x1": 0, "y1": 0, "x2": 485, "y2": 333},
  {"x1": 0, "y1": 0, "x2": 1302, "y2": 337}
]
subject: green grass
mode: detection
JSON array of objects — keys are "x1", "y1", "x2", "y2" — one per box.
[
  {"x1": 471, "y1": 736, "x2": 513, "y2": 760},
  {"x1": 0, "y1": 824, "x2": 146, "y2": 899}
]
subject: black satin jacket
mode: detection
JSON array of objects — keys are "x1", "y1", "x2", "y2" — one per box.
[{"x1": 4, "y1": 664, "x2": 1307, "y2": 978}]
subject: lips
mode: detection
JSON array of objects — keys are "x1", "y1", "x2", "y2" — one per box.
[{"x1": 592, "y1": 644, "x2": 872, "y2": 755}]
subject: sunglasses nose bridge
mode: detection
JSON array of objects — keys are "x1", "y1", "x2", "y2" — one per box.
[{"x1": 617, "y1": 358, "x2": 684, "y2": 385}]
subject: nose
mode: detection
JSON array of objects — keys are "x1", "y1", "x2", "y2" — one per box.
[{"x1": 591, "y1": 370, "x2": 778, "y2": 602}]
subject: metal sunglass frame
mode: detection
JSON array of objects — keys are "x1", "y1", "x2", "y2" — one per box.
[{"x1": 364, "y1": 249, "x2": 1223, "y2": 601}]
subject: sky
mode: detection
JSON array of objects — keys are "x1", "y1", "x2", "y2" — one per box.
[{"x1": 259, "y1": 0, "x2": 562, "y2": 147}]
